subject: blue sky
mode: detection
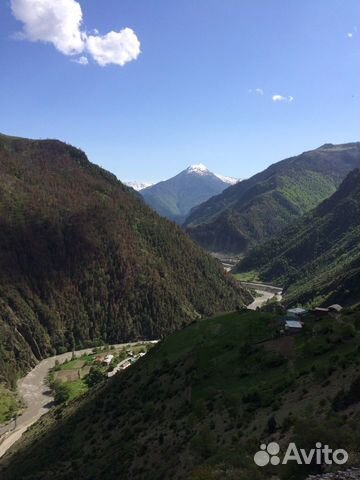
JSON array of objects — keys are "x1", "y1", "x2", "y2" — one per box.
[{"x1": 0, "y1": 0, "x2": 359, "y2": 182}]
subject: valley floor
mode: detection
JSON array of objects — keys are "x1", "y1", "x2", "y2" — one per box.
[
  {"x1": 212, "y1": 251, "x2": 283, "y2": 308},
  {"x1": 243, "y1": 282, "x2": 283, "y2": 310},
  {"x1": 247, "y1": 288, "x2": 280, "y2": 309},
  {"x1": 0, "y1": 341, "x2": 158, "y2": 458}
]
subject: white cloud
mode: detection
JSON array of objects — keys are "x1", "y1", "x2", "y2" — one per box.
[
  {"x1": 10, "y1": 0, "x2": 141, "y2": 67},
  {"x1": 11, "y1": 0, "x2": 84, "y2": 55},
  {"x1": 347, "y1": 26, "x2": 358, "y2": 38},
  {"x1": 73, "y1": 55, "x2": 88, "y2": 65},
  {"x1": 272, "y1": 94, "x2": 294, "y2": 103},
  {"x1": 86, "y1": 29, "x2": 141, "y2": 67},
  {"x1": 272, "y1": 95, "x2": 286, "y2": 102}
]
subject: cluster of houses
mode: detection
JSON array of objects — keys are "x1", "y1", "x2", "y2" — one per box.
[
  {"x1": 103, "y1": 350, "x2": 147, "y2": 378},
  {"x1": 280, "y1": 304, "x2": 343, "y2": 335},
  {"x1": 95, "y1": 353, "x2": 114, "y2": 365}
]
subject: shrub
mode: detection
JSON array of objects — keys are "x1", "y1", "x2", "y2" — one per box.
[
  {"x1": 266, "y1": 415, "x2": 277, "y2": 434},
  {"x1": 85, "y1": 366, "x2": 106, "y2": 387},
  {"x1": 54, "y1": 383, "x2": 70, "y2": 404},
  {"x1": 332, "y1": 376, "x2": 360, "y2": 411}
]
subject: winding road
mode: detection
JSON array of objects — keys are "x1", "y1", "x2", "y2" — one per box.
[
  {"x1": 213, "y1": 254, "x2": 283, "y2": 309},
  {"x1": 0, "y1": 341, "x2": 158, "y2": 458},
  {"x1": 242, "y1": 282, "x2": 283, "y2": 310}
]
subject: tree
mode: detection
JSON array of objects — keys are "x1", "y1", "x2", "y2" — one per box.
[
  {"x1": 266, "y1": 415, "x2": 277, "y2": 434},
  {"x1": 54, "y1": 383, "x2": 70, "y2": 404},
  {"x1": 85, "y1": 366, "x2": 105, "y2": 387}
]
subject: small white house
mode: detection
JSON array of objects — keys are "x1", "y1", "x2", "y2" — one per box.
[
  {"x1": 285, "y1": 320, "x2": 303, "y2": 334},
  {"x1": 328, "y1": 304, "x2": 343, "y2": 313},
  {"x1": 120, "y1": 360, "x2": 131, "y2": 370},
  {"x1": 103, "y1": 354, "x2": 114, "y2": 366},
  {"x1": 287, "y1": 307, "x2": 308, "y2": 317}
]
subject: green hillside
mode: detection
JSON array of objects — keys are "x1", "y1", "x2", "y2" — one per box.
[
  {"x1": 2, "y1": 308, "x2": 360, "y2": 479},
  {"x1": 184, "y1": 143, "x2": 360, "y2": 254},
  {"x1": 0, "y1": 133, "x2": 250, "y2": 388},
  {"x1": 234, "y1": 169, "x2": 360, "y2": 307}
]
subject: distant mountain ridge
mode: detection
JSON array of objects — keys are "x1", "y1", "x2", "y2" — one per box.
[
  {"x1": 125, "y1": 181, "x2": 154, "y2": 191},
  {"x1": 184, "y1": 143, "x2": 360, "y2": 254},
  {"x1": 140, "y1": 164, "x2": 239, "y2": 223},
  {"x1": 235, "y1": 168, "x2": 360, "y2": 306}
]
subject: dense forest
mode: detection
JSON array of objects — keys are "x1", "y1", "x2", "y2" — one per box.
[
  {"x1": 0, "y1": 134, "x2": 250, "y2": 387},
  {"x1": 234, "y1": 169, "x2": 360, "y2": 307},
  {"x1": 184, "y1": 143, "x2": 360, "y2": 254}
]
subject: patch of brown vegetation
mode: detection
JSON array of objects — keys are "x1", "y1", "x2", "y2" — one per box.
[{"x1": 263, "y1": 335, "x2": 295, "y2": 357}]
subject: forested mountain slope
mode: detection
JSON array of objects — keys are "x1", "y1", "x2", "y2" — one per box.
[
  {"x1": 184, "y1": 143, "x2": 360, "y2": 254},
  {"x1": 2, "y1": 309, "x2": 360, "y2": 480},
  {"x1": 234, "y1": 169, "x2": 360, "y2": 306},
  {"x1": 0, "y1": 134, "x2": 250, "y2": 387}
]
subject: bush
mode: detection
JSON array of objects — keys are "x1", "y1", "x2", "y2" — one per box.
[
  {"x1": 332, "y1": 376, "x2": 360, "y2": 411},
  {"x1": 85, "y1": 366, "x2": 106, "y2": 387},
  {"x1": 54, "y1": 383, "x2": 70, "y2": 404},
  {"x1": 264, "y1": 352, "x2": 287, "y2": 368},
  {"x1": 266, "y1": 415, "x2": 277, "y2": 434}
]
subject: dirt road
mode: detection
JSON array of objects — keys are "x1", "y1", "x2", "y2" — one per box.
[
  {"x1": 0, "y1": 341, "x2": 157, "y2": 458},
  {"x1": 244, "y1": 282, "x2": 283, "y2": 310},
  {"x1": 247, "y1": 289, "x2": 281, "y2": 309}
]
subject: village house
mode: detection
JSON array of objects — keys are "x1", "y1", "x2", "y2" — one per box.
[
  {"x1": 328, "y1": 304, "x2": 343, "y2": 313},
  {"x1": 287, "y1": 307, "x2": 308, "y2": 318},
  {"x1": 120, "y1": 360, "x2": 131, "y2": 370},
  {"x1": 103, "y1": 354, "x2": 114, "y2": 366},
  {"x1": 284, "y1": 319, "x2": 303, "y2": 335}
]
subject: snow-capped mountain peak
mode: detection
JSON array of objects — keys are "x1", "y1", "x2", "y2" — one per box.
[
  {"x1": 134, "y1": 164, "x2": 240, "y2": 222},
  {"x1": 125, "y1": 181, "x2": 154, "y2": 191},
  {"x1": 186, "y1": 163, "x2": 210, "y2": 175},
  {"x1": 185, "y1": 164, "x2": 239, "y2": 184},
  {"x1": 215, "y1": 173, "x2": 239, "y2": 185}
]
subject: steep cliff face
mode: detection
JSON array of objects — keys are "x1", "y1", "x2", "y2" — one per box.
[{"x1": 0, "y1": 134, "x2": 250, "y2": 386}]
